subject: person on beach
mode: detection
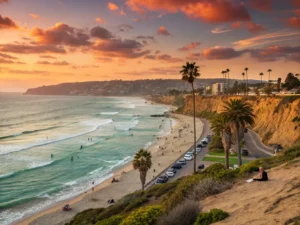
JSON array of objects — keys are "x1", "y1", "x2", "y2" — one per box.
[
  {"x1": 253, "y1": 167, "x2": 268, "y2": 181},
  {"x1": 51, "y1": 154, "x2": 53, "y2": 158}
]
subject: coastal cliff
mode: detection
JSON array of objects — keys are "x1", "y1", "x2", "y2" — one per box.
[{"x1": 181, "y1": 96, "x2": 300, "y2": 147}]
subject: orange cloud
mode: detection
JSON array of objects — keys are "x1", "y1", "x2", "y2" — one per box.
[
  {"x1": 0, "y1": 15, "x2": 18, "y2": 29},
  {"x1": 211, "y1": 27, "x2": 232, "y2": 34},
  {"x1": 126, "y1": 0, "x2": 250, "y2": 23},
  {"x1": 246, "y1": 21, "x2": 266, "y2": 33},
  {"x1": 293, "y1": 0, "x2": 300, "y2": 7},
  {"x1": 287, "y1": 16, "x2": 300, "y2": 28},
  {"x1": 248, "y1": 0, "x2": 272, "y2": 12},
  {"x1": 202, "y1": 46, "x2": 246, "y2": 60},
  {"x1": 108, "y1": 2, "x2": 119, "y2": 11},
  {"x1": 231, "y1": 21, "x2": 242, "y2": 29},
  {"x1": 95, "y1": 17, "x2": 105, "y2": 24},
  {"x1": 0, "y1": 0, "x2": 9, "y2": 3},
  {"x1": 157, "y1": 26, "x2": 170, "y2": 35},
  {"x1": 29, "y1": 13, "x2": 39, "y2": 19},
  {"x1": 178, "y1": 42, "x2": 201, "y2": 51},
  {"x1": 0, "y1": 43, "x2": 67, "y2": 54},
  {"x1": 145, "y1": 53, "x2": 183, "y2": 63}
]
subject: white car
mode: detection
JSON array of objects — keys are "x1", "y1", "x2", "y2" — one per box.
[
  {"x1": 166, "y1": 171, "x2": 175, "y2": 177},
  {"x1": 196, "y1": 147, "x2": 201, "y2": 153},
  {"x1": 184, "y1": 155, "x2": 193, "y2": 161}
]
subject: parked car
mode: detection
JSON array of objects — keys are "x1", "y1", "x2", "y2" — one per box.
[
  {"x1": 201, "y1": 140, "x2": 208, "y2": 145},
  {"x1": 197, "y1": 143, "x2": 204, "y2": 148},
  {"x1": 171, "y1": 163, "x2": 182, "y2": 169},
  {"x1": 196, "y1": 147, "x2": 201, "y2": 153},
  {"x1": 156, "y1": 175, "x2": 168, "y2": 184},
  {"x1": 167, "y1": 167, "x2": 176, "y2": 173},
  {"x1": 166, "y1": 171, "x2": 175, "y2": 177},
  {"x1": 177, "y1": 159, "x2": 186, "y2": 165},
  {"x1": 241, "y1": 148, "x2": 249, "y2": 156},
  {"x1": 184, "y1": 155, "x2": 193, "y2": 161},
  {"x1": 206, "y1": 135, "x2": 211, "y2": 141},
  {"x1": 198, "y1": 164, "x2": 205, "y2": 170}
]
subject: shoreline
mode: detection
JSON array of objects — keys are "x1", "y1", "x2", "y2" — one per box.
[{"x1": 14, "y1": 112, "x2": 204, "y2": 225}]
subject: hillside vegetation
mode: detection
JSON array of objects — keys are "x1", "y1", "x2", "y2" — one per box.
[
  {"x1": 160, "y1": 95, "x2": 300, "y2": 148},
  {"x1": 66, "y1": 145, "x2": 300, "y2": 225}
]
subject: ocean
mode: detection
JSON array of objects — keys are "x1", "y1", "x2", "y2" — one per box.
[{"x1": 0, "y1": 93, "x2": 172, "y2": 225}]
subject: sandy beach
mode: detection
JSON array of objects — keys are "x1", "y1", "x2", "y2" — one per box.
[{"x1": 15, "y1": 114, "x2": 204, "y2": 225}]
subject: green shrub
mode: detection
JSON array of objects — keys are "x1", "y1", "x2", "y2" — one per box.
[
  {"x1": 95, "y1": 215, "x2": 124, "y2": 225},
  {"x1": 123, "y1": 197, "x2": 149, "y2": 212},
  {"x1": 120, "y1": 205, "x2": 162, "y2": 225},
  {"x1": 194, "y1": 208, "x2": 229, "y2": 225},
  {"x1": 208, "y1": 135, "x2": 224, "y2": 152},
  {"x1": 203, "y1": 163, "x2": 226, "y2": 176},
  {"x1": 146, "y1": 182, "x2": 178, "y2": 198},
  {"x1": 157, "y1": 200, "x2": 199, "y2": 225},
  {"x1": 66, "y1": 208, "x2": 105, "y2": 225},
  {"x1": 162, "y1": 174, "x2": 204, "y2": 212},
  {"x1": 214, "y1": 169, "x2": 239, "y2": 181}
]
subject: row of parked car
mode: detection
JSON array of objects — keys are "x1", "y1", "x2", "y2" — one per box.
[{"x1": 155, "y1": 135, "x2": 211, "y2": 184}]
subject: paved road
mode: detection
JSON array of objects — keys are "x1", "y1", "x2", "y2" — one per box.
[
  {"x1": 244, "y1": 129, "x2": 274, "y2": 158},
  {"x1": 149, "y1": 119, "x2": 274, "y2": 187}
]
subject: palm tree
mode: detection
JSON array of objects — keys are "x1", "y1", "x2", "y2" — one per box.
[
  {"x1": 226, "y1": 69, "x2": 230, "y2": 95},
  {"x1": 242, "y1": 72, "x2": 245, "y2": 95},
  {"x1": 244, "y1": 68, "x2": 249, "y2": 96},
  {"x1": 180, "y1": 62, "x2": 200, "y2": 174},
  {"x1": 133, "y1": 149, "x2": 152, "y2": 191},
  {"x1": 221, "y1": 71, "x2": 226, "y2": 94},
  {"x1": 211, "y1": 115, "x2": 232, "y2": 169},
  {"x1": 260, "y1": 72, "x2": 264, "y2": 87},
  {"x1": 277, "y1": 78, "x2": 282, "y2": 93},
  {"x1": 296, "y1": 74, "x2": 299, "y2": 78},
  {"x1": 267, "y1": 69, "x2": 272, "y2": 84},
  {"x1": 221, "y1": 99, "x2": 256, "y2": 166}
]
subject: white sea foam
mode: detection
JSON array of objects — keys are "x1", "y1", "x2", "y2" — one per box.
[
  {"x1": 144, "y1": 142, "x2": 153, "y2": 149},
  {"x1": 0, "y1": 172, "x2": 15, "y2": 179},
  {"x1": 100, "y1": 112, "x2": 118, "y2": 115},
  {"x1": 0, "y1": 119, "x2": 113, "y2": 156},
  {"x1": 114, "y1": 119, "x2": 139, "y2": 131},
  {"x1": 28, "y1": 161, "x2": 53, "y2": 169}
]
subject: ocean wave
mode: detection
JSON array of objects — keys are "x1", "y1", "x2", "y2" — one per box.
[
  {"x1": 0, "y1": 119, "x2": 113, "y2": 156},
  {"x1": 0, "y1": 126, "x2": 60, "y2": 140},
  {"x1": 144, "y1": 142, "x2": 153, "y2": 149},
  {"x1": 114, "y1": 119, "x2": 139, "y2": 131},
  {"x1": 28, "y1": 161, "x2": 54, "y2": 169},
  {"x1": 0, "y1": 172, "x2": 15, "y2": 179}
]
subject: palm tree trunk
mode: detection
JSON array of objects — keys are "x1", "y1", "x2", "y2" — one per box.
[
  {"x1": 236, "y1": 123, "x2": 242, "y2": 166},
  {"x1": 225, "y1": 147, "x2": 229, "y2": 169},
  {"x1": 227, "y1": 73, "x2": 230, "y2": 95},
  {"x1": 246, "y1": 72, "x2": 248, "y2": 96},
  {"x1": 192, "y1": 83, "x2": 197, "y2": 174},
  {"x1": 140, "y1": 170, "x2": 146, "y2": 191}
]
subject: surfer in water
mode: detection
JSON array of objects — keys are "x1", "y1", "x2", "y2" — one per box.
[
  {"x1": 71, "y1": 156, "x2": 74, "y2": 162},
  {"x1": 80, "y1": 145, "x2": 83, "y2": 149},
  {"x1": 51, "y1": 154, "x2": 53, "y2": 158}
]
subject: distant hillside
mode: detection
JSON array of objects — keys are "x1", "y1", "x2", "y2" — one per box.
[{"x1": 24, "y1": 79, "x2": 260, "y2": 96}]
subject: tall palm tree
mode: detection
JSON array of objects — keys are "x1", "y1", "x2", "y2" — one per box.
[
  {"x1": 180, "y1": 62, "x2": 200, "y2": 174},
  {"x1": 259, "y1": 72, "x2": 264, "y2": 87},
  {"x1": 221, "y1": 99, "x2": 256, "y2": 166},
  {"x1": 211, "y1": 115, "x2": 232, "y2": 169},
  {"x1": 242, "y1": 72, "x2": 245, "y2": 95},
  {"x1": 221, "y1": 70, "x2": 226, "y2": 94},
  {"x1": 267, "y1": 69, "x2": 272, "y2": 84},
  {"x1": 277, "y1": 77, "x2": 282, "y2": 93},
  {"x1": 244, "y1": 68, "x2": 249, "y2": 96},
  {"x1": 133, "y1": 149, "x2": 152, "y2": 191},
  {"x1": 226, "y1": 68, "x2": 230, "y2": 95}
]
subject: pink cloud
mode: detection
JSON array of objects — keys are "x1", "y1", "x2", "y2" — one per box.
[
  {"x1": 0, "y1": 15, "x2": 18, "y2": 29},
  {"x1": 178, "y1": 42, "x2": 201, "y2": 51},
  {"x1": 95, "y1": 17, "x2": 105, "y2": 24},
  {"x1": 29, "y1": 14, "x2": 39, "y2": 19},
  {"x1": 246, "y1": 21, "x2": 266, "y2": 33}
]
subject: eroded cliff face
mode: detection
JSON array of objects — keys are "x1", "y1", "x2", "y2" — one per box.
[{"x1": 182, "y1": 96, "x2": 300, "y2": 147}]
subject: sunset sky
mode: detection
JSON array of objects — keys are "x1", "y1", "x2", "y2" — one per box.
[{"x1": 0, "y1": 0, "x2": 299, "y2": 92}]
